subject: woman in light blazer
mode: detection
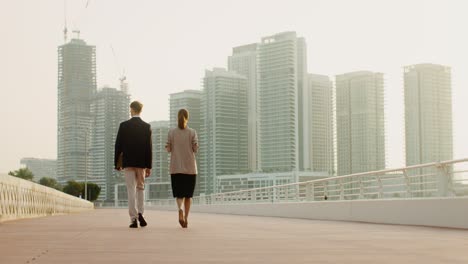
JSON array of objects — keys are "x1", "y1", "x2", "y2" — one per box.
[{"x1": 165, "y1": 109, "x2": 198, "y2": 228}]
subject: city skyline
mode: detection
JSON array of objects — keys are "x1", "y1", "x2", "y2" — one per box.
[{"x1": 2, "y1": 0, "x2": 468, "y2": 173}]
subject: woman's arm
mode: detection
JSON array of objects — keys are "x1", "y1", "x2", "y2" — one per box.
[
  {"x1": 165, "y1": 130, "x2": 172, "y2": 152},
  {"x1": 192, "y1": 130, "x2": 199, "y2": 153}
]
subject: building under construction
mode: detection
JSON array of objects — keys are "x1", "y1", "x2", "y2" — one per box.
[{"x1": 57, "y1": 37, "x2": 96, "y2": 184}]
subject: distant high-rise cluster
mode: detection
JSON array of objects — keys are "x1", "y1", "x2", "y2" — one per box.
[
  {"x1": 160, "y1": 32, "x2": 454, "y2": 196},
  {"x1": 193, "y1": 32, "x2": 335, "y2": 194},
  {"x1": 56, "y1": 31, "x2": 454, "y2": 200}
]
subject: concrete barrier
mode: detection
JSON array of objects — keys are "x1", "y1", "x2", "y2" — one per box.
[
  {"x1": 148, "y1": 197, "x2": 468, "y2": 229},
  {"x1": 0, "y1": 174, "x2": 93, "y2": 222}
]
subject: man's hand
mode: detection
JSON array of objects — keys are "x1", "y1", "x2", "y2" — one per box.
[
  {"x1": 145, "y1": 168, "x2": 152, "y2": 178},
  {"x1": 116, "y1": 167, "x2": 123, "y2": 171}
]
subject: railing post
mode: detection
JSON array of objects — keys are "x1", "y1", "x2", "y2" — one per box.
[
  {"x1": 403, "y1": 169, "x2": 411, "y2": 198},
  {"x1": 295, "y1": 184, "x2": 299, "y2": 202},
  {"x1": 359, "y1": 177, "x2": 364, "y2": 199},
  {"x1": 436, "y1": 163, "x2": 452, "y2": 197},
  {"x1": 305, "y1": 182, "x2": 313, "y2": 202},
  {"x1": 339, "y1": 179, "x2": 344, "y2": 200},
  {"x1": 200, "y1": 194, "x2": 205, "y2": 205},
  {"x1": 324, "y1": 182, "x2": 328, "y2": 201},
  {"x1": 311, "y1": 183, "x2": 315, "y2": 201},
  {"x1": 272, "y1": 188, "x2": 277, "y2": 203},
  {"x1": 378, "y1": 175, "x2": 383, "y2": 199}
]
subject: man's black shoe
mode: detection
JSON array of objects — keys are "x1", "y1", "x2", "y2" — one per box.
[
  {"x1": 138, "y1": 213, "x2": 147, "y2": 227},
  {"x1": 129, "y1": 219, "x2": 138, "y2": 228}
]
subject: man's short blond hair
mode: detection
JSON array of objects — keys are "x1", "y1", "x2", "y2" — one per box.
[{"x1": 130, "y1": 101, "x2": 143, "y2": 114}]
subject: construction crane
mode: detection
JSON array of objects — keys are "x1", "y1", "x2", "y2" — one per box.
[
  {"x1": 63, "y1": 0, "x2": 68, "y2": 43},
  {"x1": 120, "y1": 75, "x2": 129, "y2": 94},
  {"x1": 111, "y1": 45, "x2": 128, "y2": 93},
  {"x1": 63, "y1": 0, "x2": 90, "y2": 43}
]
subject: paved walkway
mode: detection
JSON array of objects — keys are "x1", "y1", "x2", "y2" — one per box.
[{"x1": 1, "y1": 209, "x2": 468, "y2": 263}]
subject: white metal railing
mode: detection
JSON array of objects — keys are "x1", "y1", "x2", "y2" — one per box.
[
  {"x1": 0, "y1": 174, "x2": 93, "y2": 222},
  {"x1": 148, "y1": 158, "x2": 468, "y2": 206}
]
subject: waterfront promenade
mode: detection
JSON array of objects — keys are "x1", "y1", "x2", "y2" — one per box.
[{"x1": 1, "y1": 209, "x2": 468, "y2": 263}]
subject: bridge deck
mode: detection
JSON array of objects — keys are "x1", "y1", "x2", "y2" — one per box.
[{"x1": 0, "y1": 209, "x2": 467, "y2": 263}]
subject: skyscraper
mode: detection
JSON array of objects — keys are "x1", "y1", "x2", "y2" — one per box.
[
  {"x1": 199, "y1": 68, "x2": 248, "y2": 194},
  {"x1": 228, "y1": 43, "x2": 258, "y2": 172},
  {"x1": 89, "y1": 86, "x2": 129, "y2": 201},
  {"x1": 336, "y1": 71, "x2": 385, "y2": 176},
  {"x1": 169, "y1": 90, "x2": 202, "y2": 195},
  {"x1": 404, "y1": 64, "x2": 452, "y2": 196},
  {"x1": 57, "y1": 37, "x2": 96, "y2": 184},
  {"x1": 257, "y1": 31, "x2": 307, "y2": 172},
  {"x1": 404, "y1": 63, "x2": 453, "y2": 166},
  {"x1": 306, "y1": 74, "x2": 334, "y2": 175},
  {"x1": 148, "y1": 121, "x2": 171, "y2": 199}
]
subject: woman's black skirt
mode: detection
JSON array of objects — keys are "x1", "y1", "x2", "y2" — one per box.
[{"x1": 171, "y1": 174, "x2": 196, "y2": 198}]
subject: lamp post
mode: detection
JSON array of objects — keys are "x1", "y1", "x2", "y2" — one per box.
[
  {"x1": 85, "y1": 129, "x2": 87, "y2": 200},
  {"x1": 84, "y1": 127, "x2": 89, "y2": 201}
]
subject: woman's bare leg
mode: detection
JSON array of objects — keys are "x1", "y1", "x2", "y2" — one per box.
[
  {"x1": 176, "y1": 198, "x2": 184, "y2": 210},
  {"x1": 176, "y1": 198, "x2": 185, "y2": 227},
  {"x1": 183, "y1": 198, "x2": 192, "y2": 227}
]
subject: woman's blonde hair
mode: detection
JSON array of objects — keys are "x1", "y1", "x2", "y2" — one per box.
[{"x1": 178, "y1": 109, "x2": 189, "y2": 129}]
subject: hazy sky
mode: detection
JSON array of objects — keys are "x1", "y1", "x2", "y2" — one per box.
[{"x1": 1, "y1": 0, "x2": 467, "y2": 174}]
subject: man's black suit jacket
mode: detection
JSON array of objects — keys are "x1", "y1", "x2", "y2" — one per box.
[{"x1": 114, "y1": 117, "x2": 152, "y2": 169}]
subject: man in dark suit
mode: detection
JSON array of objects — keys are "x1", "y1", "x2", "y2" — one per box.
[{"x1": 115, "y1": 101, "x2": 152, "y2": 228}]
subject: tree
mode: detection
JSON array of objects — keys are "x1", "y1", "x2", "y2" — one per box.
[
  {"x1": 8, "y1": 167, "x2": 34, "y2": 181},
  {"x1": 83, "y1": 182, "x2": 101, "y2": 202},
  {"x1": 39, "y1": 177, "x2": 62, "y2": 191},
  {"x1": 62, "y1": 181, "x2": 101, "y2": 202},
  {"x1": 63, "y1": 180, "x2": 83, "y2": 197}
]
